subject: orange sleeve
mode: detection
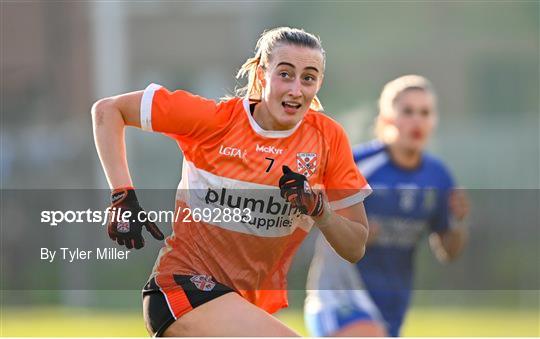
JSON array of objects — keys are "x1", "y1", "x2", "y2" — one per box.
[
  {"x1": 323, "y1": 124, "x2": 372, "y2": 210},
  {"x1": 140, "y1": 83, "x2": 230, "y2": 140}
]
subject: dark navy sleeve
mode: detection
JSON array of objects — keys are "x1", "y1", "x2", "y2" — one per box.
[{"x1": 352, "y1": 140, "x2": 384, "y2": 163}]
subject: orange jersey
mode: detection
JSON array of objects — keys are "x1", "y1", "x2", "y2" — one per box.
[{"x1": 140, "y1": 83, "x2": 371, "y2": 314}]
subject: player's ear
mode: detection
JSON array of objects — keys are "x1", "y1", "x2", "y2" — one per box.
[{"x1": 256, "y1": 65, "x2": 267, "y2": 88}]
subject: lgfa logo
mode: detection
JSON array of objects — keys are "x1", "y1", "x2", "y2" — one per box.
[
  {"x1": 219, "y1": 145, "x2": 247, "y2": 159},
  {"x1": 256, "y1": 144, "x2": 283, "y2": 155}
]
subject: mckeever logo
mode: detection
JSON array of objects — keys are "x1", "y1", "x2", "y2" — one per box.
[
  {"x1": 219, "y1": 145, "x2": 247, "y2": 159},
  {"x1": 256, "y1": 144, "x2": 283, "y2": 155}
]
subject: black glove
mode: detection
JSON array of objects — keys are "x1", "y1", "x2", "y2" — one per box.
[
  {"x1": 107, "y1": 188, "x2": 164, "y2": 249},
  {"x1": 278, "y1": 165, "x2": 325, "y2": 217}
]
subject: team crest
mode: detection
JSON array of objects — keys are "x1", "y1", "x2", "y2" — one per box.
[
  {"x1": 116, "y1": 221, "x2": 130, "y2": 233},
  {"x1": 297, "y1": 152, "x2": 318, "y2": 178},
  {"x1": 190, "y1": 275, "x2": 216, "y2": 291}
]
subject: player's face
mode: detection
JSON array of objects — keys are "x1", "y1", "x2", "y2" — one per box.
[
  {"x1": 257, "y1": 44, "x2": 324, "y2": 130},
  {"x1": 392, "y1": 89, "x2": 437, "y2": 152}
]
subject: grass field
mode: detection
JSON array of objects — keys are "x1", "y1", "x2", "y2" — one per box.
[{"x1": 1, "y1": 306, "x2": 538, "y2": 337}]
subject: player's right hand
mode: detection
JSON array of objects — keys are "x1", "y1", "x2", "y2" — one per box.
[
  {"x1": 106, "y1": 188, "x2": 164, "y2": 249},
  {"x1": 279, "y1": 165, "x2": 325, "y2": 217}
]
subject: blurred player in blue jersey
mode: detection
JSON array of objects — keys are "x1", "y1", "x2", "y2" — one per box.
[{"x1": 304, "y1": 75, "x2": 470, "y2": 337}]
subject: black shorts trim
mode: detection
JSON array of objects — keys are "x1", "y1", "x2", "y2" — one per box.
[{"x1": 142, "y1": 274, "x2": 235, "y2": 337}]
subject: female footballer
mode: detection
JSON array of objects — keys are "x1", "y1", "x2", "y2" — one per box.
[
  {"x1": 304, "y1": 75, "x2": 470, "y2": 337},
  {"x1": 92, "y1": 27, "x2": 372, "y2": 336}
]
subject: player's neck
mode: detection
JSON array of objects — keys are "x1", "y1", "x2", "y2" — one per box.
[
  {"x1": 252, "y1": 102, "x2": 294, "y2": 131},
  {"x1": 387, "y1": 144, "x2": 422, "y2": 170}
]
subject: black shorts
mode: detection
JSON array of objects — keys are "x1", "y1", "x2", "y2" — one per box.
[{"x1": 142, "y1": 274, "x2": 235, "y2": 337}]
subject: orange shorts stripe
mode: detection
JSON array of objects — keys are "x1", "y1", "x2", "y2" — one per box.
[{"x1": 156, "y1": 274, "x2": 193, "y2": 319}]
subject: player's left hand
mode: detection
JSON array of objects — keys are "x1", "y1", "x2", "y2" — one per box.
[{"x1": 278, "y1": 165, "x2": 325, "y2": 217}]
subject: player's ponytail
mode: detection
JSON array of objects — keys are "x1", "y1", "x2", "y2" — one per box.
[
  {"x1": 235, "y1": 50, "x2": 263, "y2": 103},
  {"x1": 235, "y1": 27, "x2": 326, "y2": 111}
]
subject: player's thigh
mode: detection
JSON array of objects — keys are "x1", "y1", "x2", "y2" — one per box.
[{"x1": 163, "y1": 292, "x2": 299, "y2": 337}]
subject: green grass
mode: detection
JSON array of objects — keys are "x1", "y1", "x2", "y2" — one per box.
[
  {"x1": 1, "y1": 307, "x2": 146, "y2": 337},
  {"x1": 400, "y1": 307, "x2": 540, "y2": 337},
  {"x1": 277, "y1": 307, "x2": 540, "y2": 337},
  {"x1": 1, "y1": 306, "x2": 538, "y2": 337}
]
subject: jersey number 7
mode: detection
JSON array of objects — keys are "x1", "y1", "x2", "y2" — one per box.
[{"x1": 265, "y1": 157, "x2": 275, "y2": 172}]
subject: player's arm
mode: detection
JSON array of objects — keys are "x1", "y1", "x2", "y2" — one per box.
[
  {"x1": 92, "y1": 84, "x2": 223, "y2": 190},
  {"x1": 429, "y1": 226, "x2": 468, "y2": 263},
  {"x1": 429, "y1": 189, "x2": 470, "y2": 262},
  {"x1": 91, "y1": 91, "x2": 164, "y2": 250},
  {"x1": 315, "y1": 202, "x2": 369, "y2": 263},
  {"x1": 279, "y1": 166, "x2": 368, "y2": 263},
  {"x1": 91, "y1": 91, "x2": 144, "y2": 189}
]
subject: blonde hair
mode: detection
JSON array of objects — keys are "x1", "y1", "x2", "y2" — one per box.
[
  {"x1": 235, "y1": 27, "x2": 326, "y2": 111},
  {"x1": 375, "y1": 75, "x2": 436, "y2": 142}
]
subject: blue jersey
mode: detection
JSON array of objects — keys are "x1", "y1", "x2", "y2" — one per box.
[
  {"x1": 352, "y1": 140, "x2": 455, "y2": 334},
  {"x1": 305, "y1": 140, "x2": 456, "y2": 337}
]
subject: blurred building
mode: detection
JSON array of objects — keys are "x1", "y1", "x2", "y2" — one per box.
[{"x1": 2, "y1": 2, "x2": 538, "y2": 189}]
